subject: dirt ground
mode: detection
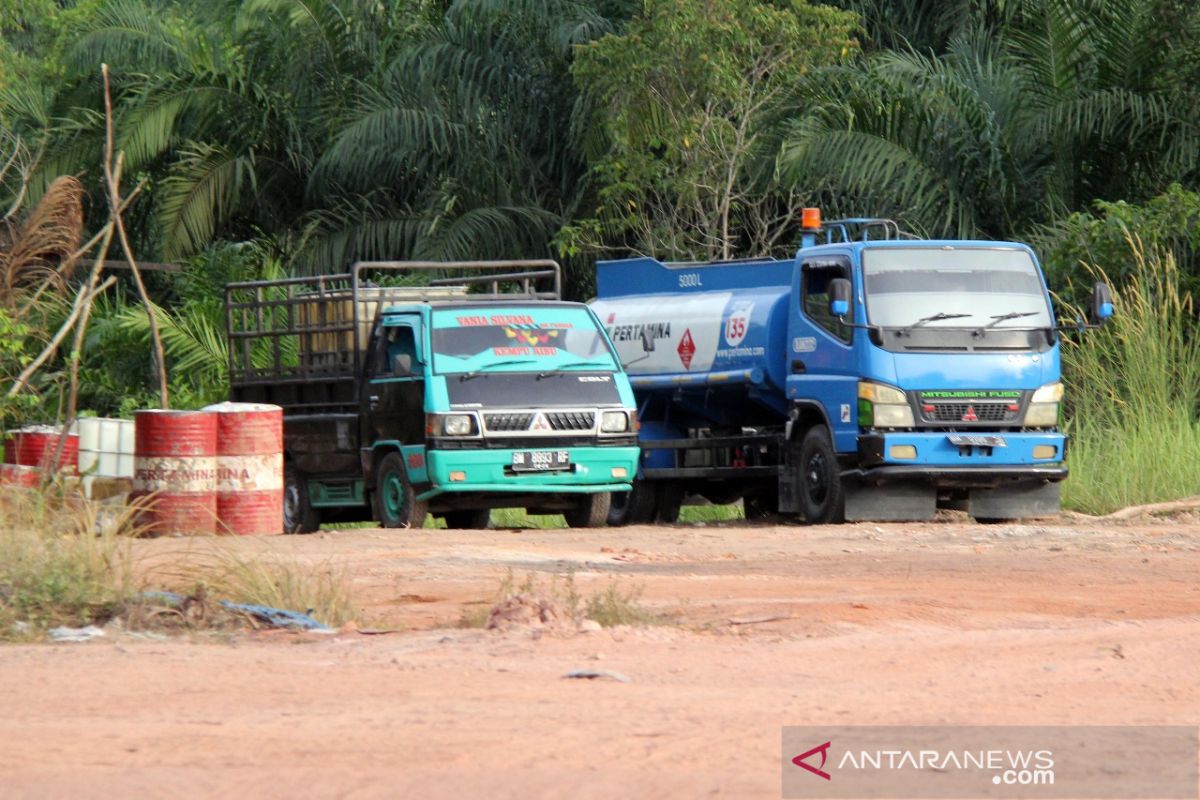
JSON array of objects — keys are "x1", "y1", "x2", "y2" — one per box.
[{"x1": 2, "y1": 512, "x2": 1199, "y2": 798}]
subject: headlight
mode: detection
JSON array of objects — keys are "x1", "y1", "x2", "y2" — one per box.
[
  {"x1": 600, "y1": 410, "x2": 629, "y2": 433},
  {"x1": 1030, "y1": 382, "x2": 1064, "y2": 403},
  {"x1": 857, "y1": 381, "x2": 914, "y2": 428},
  {"x1": 442, "y1": 414, "x2": 476, "y2": 436},
  {"x1": 1026, "y1": 383, "x2": 1063, "y2": 427},
  {"x1": 858, "y1": 382, "x2": 906, "y2": 404}
]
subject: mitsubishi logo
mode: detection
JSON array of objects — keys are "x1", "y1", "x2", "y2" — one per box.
[
  {"x1": 962, "y1": 405, "x2": 979, "y2": 422},
  {"x1": 530, "y1": 413, "x2": 551, "y2": 432}
]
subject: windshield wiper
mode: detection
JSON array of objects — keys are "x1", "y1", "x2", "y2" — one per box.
[
  {"x1": 536, "y1": 360, "x2": 612, "y2": 379},
  {"x1": 458, "y1": 359, "x2": 538, "y2": 381},
  {"x1": 982, "y1": 311, "x2": 1039, "y2": 329},
  {"x1": 900, "y1": 312, "x2": 973, "y2": 335}
]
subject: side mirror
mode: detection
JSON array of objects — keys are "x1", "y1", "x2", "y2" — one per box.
[
  {"x1": 640, "y1": 327, "x2": 655, "y2": 353},
  {"x1": 393, "y1": 354, "x2": 413, "y2": 375},
  {"x1": 828, "y1": 278, "x2": 851, "y2": 318},
  {"x1": 1090, "y1": 282, "x2": 1113, "y2": 325}
]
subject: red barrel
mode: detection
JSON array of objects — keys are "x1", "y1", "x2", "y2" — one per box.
[
  {"x1": 132, "y1": 410, "x2": 218, "y2": 535},
  {"x1": 0, "y1": 463, "x2": 42, "y2": 488},
  {"x1": 204, "y1": 402, "x2": 284, "y2": 535},
  {"x1": 3, "y1": 426, "x2": 78, "y2": 473}
]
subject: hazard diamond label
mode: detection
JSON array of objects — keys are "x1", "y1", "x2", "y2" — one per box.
[{"x1": 677, "y1": 328, "x2": 695, "y2": 370}]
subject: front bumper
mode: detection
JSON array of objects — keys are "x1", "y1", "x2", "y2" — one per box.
[
  {"x1": 852, "y1": 431, "x2": 1068, "y2": 488},
  {"x1": 420, "y1": 446, "x2": 639, "y2": 500}
]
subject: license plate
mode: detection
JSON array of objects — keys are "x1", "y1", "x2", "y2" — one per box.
[
  {"x1": 947, "y1": 434, "x2": 1007, "y2": 447},
  {"x1": 511, "y1": 450, "x2": 571, "y2": 471}
]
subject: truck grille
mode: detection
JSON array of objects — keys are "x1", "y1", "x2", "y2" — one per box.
[
  {"x1": 545, "y1": 412, "x2": 595, "y2": 431},
  {"x1": 484, "y1": 413, "x2": 534, "y2": 431},
  {"x1": 482, "y1": 410, "x2": 597, "y2": 433},
  {"x1": 921, "y1": 402, "x2": 1017, "y2": 423}
]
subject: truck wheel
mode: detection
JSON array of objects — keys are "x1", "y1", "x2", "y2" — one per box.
[
  {"x1": 607, "y1": 481, "x2": 657, "y2": 526},
  {"x1": 564, "y1": 493, "x2": 611, "y2": 528},
  {"x1": 743, "y1": 486, "x2": 779, "y2": 521},
  {"x1": 443, "y1": 509, "x2": 492, "y2": 529},
  {"x1": 283, "y1": 464, "x2": 320, "y2": 534},
  {"x1": 796, "y1": 426, "x2": 845, "y2": 525},
  {"x1": 654, "y1": 482, "x2": 683, "y2": 524},
  {"x1": 375, "y1": 452, "x2": 428, "y2": 529}
]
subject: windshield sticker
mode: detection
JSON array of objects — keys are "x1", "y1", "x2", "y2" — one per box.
[
  {"x1": 456, "y1": 313, "x2": 535, "y2": 326},
  {"x1": 504, "y1": 326, "x2": 562, "y2": 347},
  {"x1": 492, "y1": 346, "x2": 556, "y2": 356}
]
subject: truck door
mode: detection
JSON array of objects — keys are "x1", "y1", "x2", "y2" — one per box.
[
  {"x1": 788, "y1": 257, "x2": 860, "y2": 452},
  {"x1": 364, "y1": 315, "x2": 426, "y2": 447}
]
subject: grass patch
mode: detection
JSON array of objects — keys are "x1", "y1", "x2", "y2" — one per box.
[
  {"x1": 1061, "y1": 240, "x2": 1200, "y2": 514},
  {"x1": 461, "y1": 569, "x2": 660, "y2": 628},
  {"x1": 679, "y1": 502, "x2": 744, "y2": 523},
  {"x1": 583, "y1": 580, "x2": 656, "y2": 626},
  {"x1": 0, "y1": 486, "x2": 359, "y2": 639},
  {"x1": 0, "y1": 488, "x2": 141, "y2": 639},
  {"x1": 154, "y1": 546, "x2": 358, "y2": 629}
]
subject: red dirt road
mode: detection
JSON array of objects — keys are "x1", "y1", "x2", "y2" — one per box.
[{"x1": 2, "y1": 515, "x2": 1198, "y2": 798}]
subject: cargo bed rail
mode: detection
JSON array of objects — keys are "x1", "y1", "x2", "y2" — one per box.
[{"x1": 226, "y1": 260, "x2": 562, "y2": 387}]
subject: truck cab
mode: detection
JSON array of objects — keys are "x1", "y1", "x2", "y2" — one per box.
[{"x1": 227, "y1": 261, "x2": 639, "y2": 532}]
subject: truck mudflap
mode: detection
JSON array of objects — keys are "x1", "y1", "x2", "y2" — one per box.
[
  {"x1": 419, "y1": 446, "x2": 638, "y2": 501},
  {"x1": 839, "y1": 474, "x2": 1063, "y2": 522}
]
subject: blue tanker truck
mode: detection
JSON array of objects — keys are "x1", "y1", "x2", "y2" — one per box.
[{"x1": 590, "y1": 213, "x2": 1113, "y2": 524}]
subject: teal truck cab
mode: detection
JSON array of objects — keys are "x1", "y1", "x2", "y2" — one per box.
[{"x1": 226, "y1": 261, "x2": 639, "y2": 532}]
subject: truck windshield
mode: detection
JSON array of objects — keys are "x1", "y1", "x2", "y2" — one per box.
[
  {"x1": 862, "y1": 248, "x2": 1052, "y2": 329},
  {"x1": 430, "y1": 307, "x2": 619, "y2": 375}
]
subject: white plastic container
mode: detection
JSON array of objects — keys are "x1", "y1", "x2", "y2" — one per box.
[{"x1": 77, "y1": 417, "x2": 136, "y2": 498}]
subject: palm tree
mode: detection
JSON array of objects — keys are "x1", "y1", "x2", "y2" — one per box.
[
  {"x1": 779, "y1": 0, "x2": 1199, "y2": 240},
  {"x1": 294, "y1": 0, "x2": 634, "y2": 272}
]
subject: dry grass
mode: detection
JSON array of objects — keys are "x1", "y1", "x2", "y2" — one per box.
[
  {"x1": 461, "y1": 569, "x2": 659, "y2": 629},
  {"x1": 0, "y1": 486, "x2": 141, "y2": 639},
  {"x1": 152, "y1": 545, "x2": 358, "y2": 629},
  {"x1": 0, "y1": 485, "x2": 360, "y2": 639}
]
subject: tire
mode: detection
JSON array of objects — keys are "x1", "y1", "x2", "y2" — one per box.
[
  {"x1": 796, "y1": 425, "x2": 845, "y2": 525},
  {"x1": 443, "y1": 509, "x2": 492, "y2": 529},
  {"x1": 283, "y1": 464, "x2": 321, "y2": 534},
  {"x1": 654, "y1": 482, "x2": 683, "y2": 524},
  {"x1": 607, "y1": 480, "x2": 658, "y2": 526},
  {"x1": 374, "y1": 452, "x2": 428, "y2": 529},
  {"x1": 564, "y1": 493, "x2": 612, "y2": 528},
  {"x1": 742, "y1": 485, "x2": 779, "y2": 521}
]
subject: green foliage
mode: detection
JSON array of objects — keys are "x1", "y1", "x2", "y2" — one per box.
[
  {"x1": 79, "y1": 243, "x2": 290, "y2": 414},
  {"x1": 0, "y1": 306, "x2": 38, "y2": 427},
  {"x1": 1060, "y1": 241, "x2": 1200, "y2": 513},
  {"x1": 1039, "y1": 185, "x2": 1200, "y2": 292},
  {"x1": 568, "y1": 0, "x2": 859, "y2": 260},
  {"x1": 780, "y1": 0, "x2": 1199, "y2": 241}
]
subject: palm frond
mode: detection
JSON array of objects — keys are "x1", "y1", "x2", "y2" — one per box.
[{"x1": 158, "y1": 142, "x2": 255, "y2": 260}]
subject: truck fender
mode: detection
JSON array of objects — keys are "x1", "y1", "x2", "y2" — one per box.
[
  {"x1": 786, "y1": 401, "x2": 833, "y2": 443},
  {"x1": 366, "y1": 442, "x2": 429, "y2": 488}
]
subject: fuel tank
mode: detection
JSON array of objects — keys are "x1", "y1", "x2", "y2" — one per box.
[{"x1": 590, "y1": 256, "x2": 794, "y2": 397}]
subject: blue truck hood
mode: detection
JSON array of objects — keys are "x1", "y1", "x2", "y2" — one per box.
[{"x1": 870, "y1": 347, "x2": 1061, "y2": 391}]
